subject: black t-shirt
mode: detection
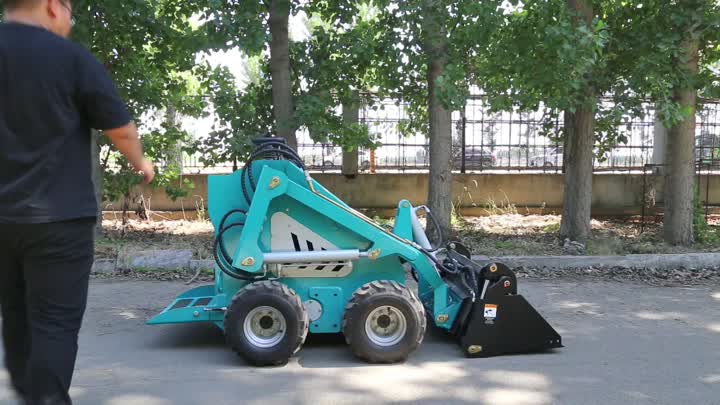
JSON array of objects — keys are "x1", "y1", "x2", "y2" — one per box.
[{"x1": 0, "y1": 22, "x2": 131, "y2": 224}]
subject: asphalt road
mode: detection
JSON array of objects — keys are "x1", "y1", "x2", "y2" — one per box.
[{"x1": 1, "y1": 279, "x2": 719, "y2": 405}]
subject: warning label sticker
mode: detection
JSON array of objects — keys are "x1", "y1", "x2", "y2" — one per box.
[{"x1": 484, "y1": 304, "x2": 498, "y2": 319}]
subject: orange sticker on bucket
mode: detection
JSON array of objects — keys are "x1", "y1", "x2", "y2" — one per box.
[{"x1": 484, "y1": 304, "x2": 498, "y2": 319}]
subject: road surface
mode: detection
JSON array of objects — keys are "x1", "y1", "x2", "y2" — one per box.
[{"x1": 1, "y1": 279, "x2": 719, "y2": 405}]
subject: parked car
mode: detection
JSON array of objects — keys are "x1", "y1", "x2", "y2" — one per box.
[
  {"x1": 452, "y1": 147, "x2": 497, "y2": 169},
  {"x1": 529, "y1": 147, "x2": 563, "y2": 167},
  {"x1": 319, "y1": 149, "x2": 371, "y2": 171},
  {"x1": 299, "y1": 144, "x2": 371, "y2": 171}
]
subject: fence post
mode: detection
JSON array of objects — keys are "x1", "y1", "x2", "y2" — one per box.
[{"x1": 653, "y1": 115, "x2": 668, "y2": 174}]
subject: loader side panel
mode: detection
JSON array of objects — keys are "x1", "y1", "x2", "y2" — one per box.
[{"x1": 175, "y1": 162, "x2": 463, "y2": 332}]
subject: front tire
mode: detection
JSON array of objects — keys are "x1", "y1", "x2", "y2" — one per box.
[
  {"x1": 343, "y1": 281, "x2": 426, "y2": 363},
  {"x1": 224, "y1": 281, "x2": 309, "y2": 366}
]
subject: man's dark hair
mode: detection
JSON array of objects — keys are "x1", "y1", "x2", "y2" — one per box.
[{"x1": 2, "y1": 0, "x2": 43, "y2": 11}]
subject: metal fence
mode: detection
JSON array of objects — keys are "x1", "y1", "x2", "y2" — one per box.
[{"x1": 183, "y1": 94, "x2": 720, "y2": 173}]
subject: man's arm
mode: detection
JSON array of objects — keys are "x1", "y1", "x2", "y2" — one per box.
[
  {"x1": 104, "y1": 122, "x2": 155, "y2": 184},
  {"x1": 74, "y1": 48, "x2": 155, "y2": 184}
]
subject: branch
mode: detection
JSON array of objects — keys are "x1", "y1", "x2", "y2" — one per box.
[{"x1": 101, "y1": 146, "x2": 112, "y2": 171}]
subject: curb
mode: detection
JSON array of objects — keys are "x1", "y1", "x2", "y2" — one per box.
[
  {"x1": 471, "y1": 253, "x2": 720, "y2": 272},
  {"x1": 92, "y1": 250, "x2": 720, "y2": 275},
  {"x1": 92, "y1": 253, "x2": 215, "y2": 275}
]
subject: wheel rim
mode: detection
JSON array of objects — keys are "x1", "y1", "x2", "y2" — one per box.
[
  {"x1": 243, "y1": 306, "x2": 287, "y2": 348},
  {"x1": 364, "y1": 305, "x2": 407, "y2": 347}
]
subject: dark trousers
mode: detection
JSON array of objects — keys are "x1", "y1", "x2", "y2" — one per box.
[{"x1": 0, "y1": 218, "x2": 95, "y2": 405}]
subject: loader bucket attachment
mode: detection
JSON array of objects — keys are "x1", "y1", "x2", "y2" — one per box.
[
  {"x1": 458, "y1": 287, "x2": 563, "y2": 358},
  {"x1": 440, "y1": 248, "x2": 562, "y2": 358}
]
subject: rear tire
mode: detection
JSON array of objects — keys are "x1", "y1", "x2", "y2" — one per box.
[
  {"x1": 224, "y1": 281, "x2": 309, "y2": 366},
  {"x1": 343, "y1": 281, "x2": 426, "y2": 363}
]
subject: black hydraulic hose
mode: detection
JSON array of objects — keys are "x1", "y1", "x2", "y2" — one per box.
[
  {"x1": 449, "y1": 257, "x2": 477, "y2": 297},
  {"x1": 458, "y1": 265, "x2": 477, "y2": 298},
  {"x1": 218, "y1": 141, "x2": 306, "y2": 279},
  {"x1": 216, "y1": 223, "x2": 246, "y2": 268},
  {"x1": 419, "y1": 248, "x2": 478, "y2": 298},
  {"x1": 214, "y1": 211, "x2": 251, "y2": 279},
  {"x1": 424, "y1": 208, "x2": 445, "y2": 252},
  {"x1": 465, "y1": 266, "x2": 479, "y2": 295},
  {"x1": 212, "y1": 209, "x2": 266, "y2": 281},
  {"x1": 247, "y1": 143, "x2": 305, "y2": 188},
  {"x1": 240, "y1": 143, "x2": 305, "y2": 206},
  {"x1": 241, "y1": 167, "x2": 253, "y2": 206},
  {"x1": 214, "y1": 245, "x2": 262, "y2": 281},
  {"x1": 247, "y1": 140, "x2": 305, "y2": 170}
]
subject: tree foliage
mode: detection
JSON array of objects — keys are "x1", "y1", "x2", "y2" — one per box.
[
  {"x1": 192, "y1": 61, "x2": 274, "y2": 168},
  {"x1": 364, "y1": 0, "x2": 505, "y2": 135},
  {"x1": 6, "y1": 0, "x2": 719, "y2": 244},
  {"x1": 298, "y1": 1, "x2": 393, "y2": 150},
  {"x1": 69, "y1": 1, "x2": 217, "y2": 204},
  {"x1": 195, "y1": 0, "x2": 388, "y2": 163}
]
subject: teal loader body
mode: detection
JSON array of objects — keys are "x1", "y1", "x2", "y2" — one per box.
[{"x1": 148, "y1": 138, "x2": 562, "y2": 365}]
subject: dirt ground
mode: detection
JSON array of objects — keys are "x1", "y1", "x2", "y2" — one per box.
[
  {"x1": 456, "y1": 214, "x2": 720, "y2": 256},
  {"x1": 96, "y1": 219, "x2": 215, "y2": 261},
  {"x1": 95, "y1": 214, "x2": 720, "y2": 261}
]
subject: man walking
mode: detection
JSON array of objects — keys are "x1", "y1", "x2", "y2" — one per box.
[{"x1": 0, "y1": 0, "x2": 154, "y2": 403}]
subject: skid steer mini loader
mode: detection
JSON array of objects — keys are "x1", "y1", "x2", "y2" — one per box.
[{"x1": 147, "y1": 137, "x2": 562, "y2": 366}]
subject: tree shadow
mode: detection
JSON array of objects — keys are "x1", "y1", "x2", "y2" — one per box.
[{"x1": 145, "y1": 323, "x2": 225, "y2": 350}]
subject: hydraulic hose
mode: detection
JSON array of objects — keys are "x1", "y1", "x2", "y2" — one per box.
[
  {"x1": 240, "y1": 142, "x2": 305, "y2": 206},
  {"x1": 216, "y1": 139, "x2": 306, "y2": 281},
  {"x1": 418, "y1": 246, "x2": 478, "y2": 300},
  {"x1": 212, "y1": 209, "x2": 266, "y2": 281}
]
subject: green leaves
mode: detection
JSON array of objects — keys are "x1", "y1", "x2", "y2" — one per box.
[
  {"x1": 64, "y1": 0, "x2": 220, "y2": 204},
  {"x1": 192, "y1": 64, "x2": 274, "y2": 167},
  {"x1": 436, "y1": 63, "x2": 470, "y2": 112},
  {"x1": 477, "y1": 0, "x2": 604, "y2": 115},
  {"x1": 469, "y1": 0, "x2": 720, "y2": 152}
]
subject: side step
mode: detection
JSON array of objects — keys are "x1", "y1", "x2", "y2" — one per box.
[{"x1": 147, "y1": 284, "x2": 225, "y2": 325}]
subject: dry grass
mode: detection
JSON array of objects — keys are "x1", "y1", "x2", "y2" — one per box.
[
  {"x1": 457, "y1": 214, "x2": 720, "y2": 257},
  {"x1": 96, "y1": 219, "x2": 214, "y2": 261}
]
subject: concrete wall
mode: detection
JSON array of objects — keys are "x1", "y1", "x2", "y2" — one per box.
[{"x1": 104, "y1": 173, "x2": 720, "y2": 217}]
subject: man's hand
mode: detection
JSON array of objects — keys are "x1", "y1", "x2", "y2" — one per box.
[
  {"x1": 104, "y1": 122, "x2": 155, "y2": 184},
  {"x1": 136, "y1": 159, "x2": 155, "y2": 184}
]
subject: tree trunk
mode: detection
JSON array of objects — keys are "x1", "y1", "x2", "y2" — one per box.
[
  {"x1": 423, "y1": 4, "x2": 453, "y2": 241},
  {"x1": 560, "y1": 0, "x2": 595, "y2": 243},
  {"x1": 166, "y1": 105, "x2": 183, "y2": 171},
  {"x1": 664, "y1": 36, "x2": 699, "y2": 245},
  {"x1": 560, "y1": 108, "x2": 595, "y2": 242},
  {"x1": 568, "y1": 0, "x2": 593, "y2": 22},
  {"x1": 342, "y1": 91, "x2": 360, "y2": 177},
  {"x1": 268, "y1": 0, "x2": 296, "y2": 149},
  {"x1": 91, "y1": 130, "x2": 104, "y2": 237}
]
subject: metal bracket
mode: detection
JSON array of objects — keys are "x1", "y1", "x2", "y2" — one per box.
[
  {"x1": 468, "y1": 345, "x2": 483, "y2": 354},
  {"x1": 269, "y1": 176, "x2": 281, "y2": 189}
]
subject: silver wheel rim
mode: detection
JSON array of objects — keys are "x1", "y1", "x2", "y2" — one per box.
[
  {"x1": 365, "y1": 305, "x2": 407, "y2": 346},
  {"x1": 243, "y1": 306, "x2": 287, "y2": 348}
]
